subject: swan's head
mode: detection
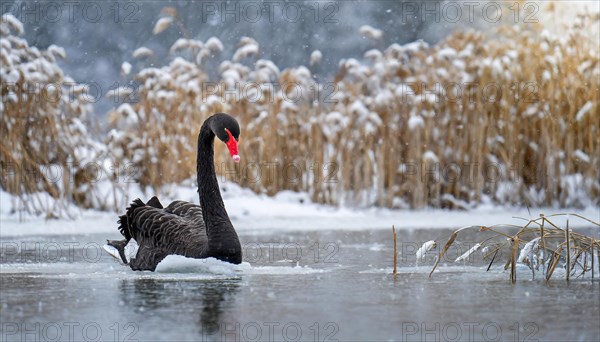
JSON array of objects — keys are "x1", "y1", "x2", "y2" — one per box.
[{"x1": 212, "y1": 113, "x2": 241, "y2": 163}]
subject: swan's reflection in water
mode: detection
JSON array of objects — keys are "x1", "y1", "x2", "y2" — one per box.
[{"x1": 119, "y1": 277, "x2": 241, "y2": 337}]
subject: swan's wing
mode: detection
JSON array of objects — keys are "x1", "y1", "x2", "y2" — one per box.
[
  {"x1": 163, "y1": 200, "x2": 206, "y2": 229},
  {"x1": 146, "y1": 196, "x2": 163, "y2": 209},
  {"x1": 125, "y1": 200, "x2": 209, "y2": 270},
  {"x1": 130, "y1": 205, "x2": 208, "y2": 250}
]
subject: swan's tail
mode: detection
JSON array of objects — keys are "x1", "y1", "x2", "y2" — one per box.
[
  {"x1": 109, "y1": 197, "x2": 159, "y2": 263},
  {"x1": 106, "y1": 196, "x2": 163, "y2": 267},
  {"x1": 120, "y1": 196, "x2": 163, "y2": 238},
  {"x1": 107, "y1": 200, "x2": 143, "y2": 264},
  {"x1": 123, "y1": 198, "x2": 146, "y2": 236},
  {"x1": 117, "y1": 214, "x2": 131, "y2": 240}
]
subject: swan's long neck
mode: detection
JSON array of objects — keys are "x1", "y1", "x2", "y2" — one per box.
[
  {"x1": 196, "y1": 118, "x2": 241, "y2": 261},
  {"x1": 197, "y1": 120, "x2": 227, "y2": 227}
]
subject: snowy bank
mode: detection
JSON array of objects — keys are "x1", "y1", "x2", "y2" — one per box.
[{"x1": 1, "y1": 182, "x2": 598, "y2": 237}]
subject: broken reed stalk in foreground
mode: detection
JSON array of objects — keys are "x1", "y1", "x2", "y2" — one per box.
[
  {"x1": 425, "y1": 213, "x2": 600, "y2": 282},
  {"x1": 392, "y1": 225, "x2": 397, "y2": 278}
]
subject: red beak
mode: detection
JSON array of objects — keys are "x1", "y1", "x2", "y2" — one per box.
[{"x1": 224, "y1": 129, "x2": 240, "y2": 163}]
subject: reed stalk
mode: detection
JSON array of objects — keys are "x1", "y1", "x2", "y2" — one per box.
[{"x1": 425, "y1": 213, "x2": 599, "y2": 282}]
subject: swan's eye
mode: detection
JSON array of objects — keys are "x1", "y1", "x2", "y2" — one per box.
[{"x1": 224, "y1": 128, "x2": 240, "y2": 163}]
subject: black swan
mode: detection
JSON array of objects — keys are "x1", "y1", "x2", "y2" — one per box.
[{"x1": 104, "y1": 113, "x2": 242, "y2": 271}]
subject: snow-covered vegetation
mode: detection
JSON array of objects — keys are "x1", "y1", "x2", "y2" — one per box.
[
  {"x1": 0, "y1": 14, "x2": 122, "y2": 216},
  {"x1": 427, "y1": 214, "x2": 600, "y2": 282},
  {"x1": 108, "y1": 10, "x2": 599, "y2": 209},
  {"x1": 1, "y1": 9, "x2": 599, "y2": 217}
]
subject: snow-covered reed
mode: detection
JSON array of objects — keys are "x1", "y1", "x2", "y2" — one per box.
[
  {"x1": 4, "y1": 7, "x2": 597, "y2": 216},
  {"x1": 416, "y1": 240, "x2": 437, "y2": 261},
  {"x1": 107, "y1": 9, "x2": 599, "y2": 209},
  {"x1": 415, "y1": 240, "x2": 437, "y2": 261},
  {"x1": 428, "y1": 213, "x2": 600, "y2": 282},
  {"x1": 0, "y1": 15, "x2": 119, "y2": 217},
  {"x1": 455, "y1": 243, "x2": 481, "y2": 263}
]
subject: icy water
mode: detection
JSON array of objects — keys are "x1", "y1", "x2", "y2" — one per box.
[{"x1": 1, "y1": 229, "x2": 598, "y2": 342}]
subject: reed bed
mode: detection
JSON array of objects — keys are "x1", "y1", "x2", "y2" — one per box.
[
  {"x1": 1, "y1": 15, "x2": 121, "y2": 216},
  {"x1": 424, "y1": 213, "x2": 600, "y2": 282},
  {"x1": 108, "y1": 8, "x2": 599, "y2": 208},
  {"x1": 2, "y1": 9, "x2": 598, "y2": 215}
]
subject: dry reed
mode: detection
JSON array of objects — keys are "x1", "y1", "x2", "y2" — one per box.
[
  {"x1": 428, "y1": 213, "x2": 600, "y2": 282},
  {"x1": 2, "y1": 8, "x2": 598, "y2": 215},
  {"x1": 392, "y1": 225, "x2": 397, "y2": 278},
  {"x1": 108, "y1": 9, "x2": 599, "y2": 208},
  {"x1": 0, "y1": 14, "x2": 118, "y2": 216}
]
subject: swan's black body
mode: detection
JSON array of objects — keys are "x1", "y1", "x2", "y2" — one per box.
[{"x1": 107, "y1": 113, "x2": 242, "y2": 271}]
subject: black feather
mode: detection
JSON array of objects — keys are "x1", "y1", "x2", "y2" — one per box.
[
  {"x1": 117, "y1": 214, "x2": 131, "y2": 240},
  {"x1": 146, "y1": 196, "x2": 163, "y2": 209}
]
